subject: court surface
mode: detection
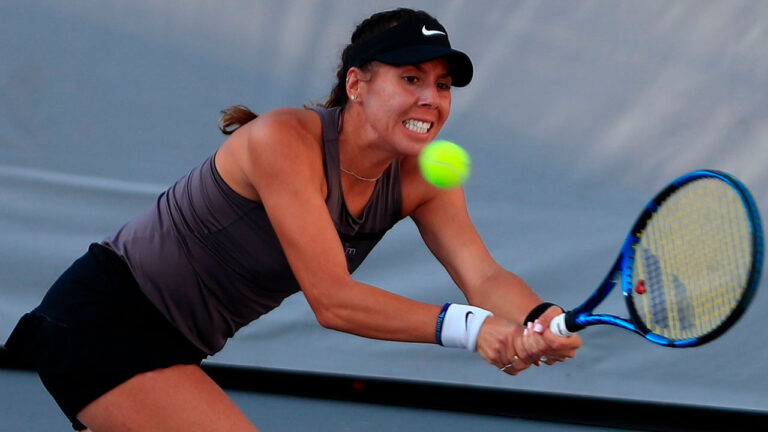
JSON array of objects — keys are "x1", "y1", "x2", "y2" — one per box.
[{"x1": 1, "y1": 368, "x2": 622, "y2": 431}]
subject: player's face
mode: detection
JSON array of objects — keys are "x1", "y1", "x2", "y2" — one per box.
[{"x1": 361, "y1": 59, "x2": 452, "y2": 156}]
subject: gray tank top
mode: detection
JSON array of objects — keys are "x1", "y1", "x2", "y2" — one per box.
[{"x1": 103, "y1": 106, "x2": 403, "y2": 354}]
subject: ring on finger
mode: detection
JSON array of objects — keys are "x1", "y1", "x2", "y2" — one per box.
[{"x1": 500, "y1": 355, "x2": 520, "y2": 371}]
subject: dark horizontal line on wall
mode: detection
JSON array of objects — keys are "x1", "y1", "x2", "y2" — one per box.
[
  {"x1": 2, "y1": 346, "x2": 765, "y2": 431},
  {"x1": 202, "y1": 361, "x2": 766, "y2": 432}
]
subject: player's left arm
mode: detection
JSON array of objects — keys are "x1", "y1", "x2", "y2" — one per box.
[
  {"x1": 409, "y1": 185, "x2": 539, "y2": 322},
  {"x1": 408, "y1": 178, "x2": 580, "y2": 361}
]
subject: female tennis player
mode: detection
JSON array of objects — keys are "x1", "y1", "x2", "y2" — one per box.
[{"x1": 5, "y1": 8, "x2": 580, "y2": 431}]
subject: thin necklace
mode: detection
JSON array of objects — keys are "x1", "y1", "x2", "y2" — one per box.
[
  {"x1": 340, "y1": 167, "x2": 382, "y2": 182},
  {"x1": 337, "y1": 108, "x2": 381, "y2": 182}
]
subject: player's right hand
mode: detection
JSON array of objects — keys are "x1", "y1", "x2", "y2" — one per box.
[{"x1": 475, "y1": 315, "x2": 549, "y2": 375}]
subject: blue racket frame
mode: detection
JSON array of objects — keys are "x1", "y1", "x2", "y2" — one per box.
[{"x1": 566, "y1": 170, "x2": 764, "y2": 347}]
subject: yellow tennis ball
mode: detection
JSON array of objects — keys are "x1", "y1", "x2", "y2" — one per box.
[{"x1": 418, "y1": 140, "x2": 471, "y2": 188}]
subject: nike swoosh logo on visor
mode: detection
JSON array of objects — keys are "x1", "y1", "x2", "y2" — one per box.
[{"x1": 422, "y1": 25, "x2": 446, "y2": 37}]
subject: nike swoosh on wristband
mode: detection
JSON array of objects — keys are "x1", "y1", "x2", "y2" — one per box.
[
  {"x1": 465, "y1": 311, "x2": 474, "y2": 330},
  {"x1": 422, "y1": 25, "x2": 446, "y2": 37}
]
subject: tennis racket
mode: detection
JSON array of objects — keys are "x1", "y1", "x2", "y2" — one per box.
[{"x1": 550, "y1": 170, "x2": 763, "y2": 347}]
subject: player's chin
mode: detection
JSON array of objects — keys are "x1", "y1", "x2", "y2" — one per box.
[
  {"x1": 399, "y1": 131, "x2": 437, "y2": 155},
  {"x1": 396, "y1": 138, "x2": 430, "y2": 157}
]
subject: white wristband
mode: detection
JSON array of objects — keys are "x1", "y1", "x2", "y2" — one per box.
[{"x1": 438, "y1": 304, "x2": 493, "y2": 351}]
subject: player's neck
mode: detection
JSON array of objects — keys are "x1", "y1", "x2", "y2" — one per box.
[{"x1": 338, "y1": 106, "x2": 395, "y2": 182}]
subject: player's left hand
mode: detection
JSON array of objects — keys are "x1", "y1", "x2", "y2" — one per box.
[{"x1": 532, "y1": 305, "x2": 582, "y2": 365}]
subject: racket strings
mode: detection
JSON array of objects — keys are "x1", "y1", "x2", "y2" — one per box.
[{"x1": 631, "y1": 178, "x2": 753, "y2": 341}]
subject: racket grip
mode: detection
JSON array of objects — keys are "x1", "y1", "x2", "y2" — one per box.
[{"x1": 549, "y1": 312, "x2": 579, "y2": 337}]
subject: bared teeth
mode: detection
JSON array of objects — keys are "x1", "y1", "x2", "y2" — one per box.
[{"x1": 404, "y1": 119, "x2": 431, "y2": 134}]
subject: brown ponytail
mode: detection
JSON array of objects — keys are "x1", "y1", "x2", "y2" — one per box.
[{"x1": 218, "y1": 105, "x2": 258, "y2": 135}]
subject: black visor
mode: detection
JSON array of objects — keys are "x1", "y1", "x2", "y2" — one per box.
[{"x1": 348, "y1": 17, "x2": 473, "y2": 87}]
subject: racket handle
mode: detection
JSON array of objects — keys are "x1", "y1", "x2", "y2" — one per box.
[{"x1": 550, "y1": 312, "x2": 579, "y2": 337}]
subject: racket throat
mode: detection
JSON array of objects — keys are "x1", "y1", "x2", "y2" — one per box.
[{"x1": 565, "y1": 312, "x2": 586, "y2": 333}]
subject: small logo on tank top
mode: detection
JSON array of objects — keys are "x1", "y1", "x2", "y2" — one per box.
[{"x1": 345, "y1": 247, "x2": 357, "y2": 256}]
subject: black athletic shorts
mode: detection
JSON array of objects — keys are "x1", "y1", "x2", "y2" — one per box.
[{"x1": 4, "y1": 243, "x2": 208, "y2": 430}]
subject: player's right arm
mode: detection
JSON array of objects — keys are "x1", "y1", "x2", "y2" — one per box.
[{"x1": 218, "y1": 109, "x2": 440, "y2": 343}]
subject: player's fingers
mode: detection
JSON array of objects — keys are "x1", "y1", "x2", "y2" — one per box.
[
  {"x1": 510, "y1": 318, "x2": 577, "y2": 368},
  {"x1": 542, "y1": 326, "x2": 582, "y2": 354},
  {"x1": 538, "y1": 355, "x2": 564, "y2": 365},
  {"x1": 528, "y1": 320, "x2": 552, "y2": 366},
  {"x1": 499, "y1": 355, "x2": 529, "y2": 375},
  {"x1": 516, "y1": 326, "x2": 548, "y2": 365},
  {"x1": 476, "y1": 316, "x2": 524, "y2": 368},
  {"x1": 534, "y1": 341, "x2": 575, "y2": 364}
]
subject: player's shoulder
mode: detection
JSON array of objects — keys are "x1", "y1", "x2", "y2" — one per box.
[
  {"x1": 237, "y1": 107, "x2": 324, "y2": 182},
  {"x1": 246, "y1": 107, "x2": 321, "y2": 145}
]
